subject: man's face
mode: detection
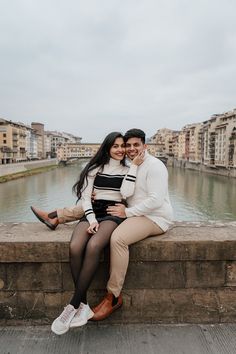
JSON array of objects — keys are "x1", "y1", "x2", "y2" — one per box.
[{"x1": 125, "y1": 137, "x2": 147, "y2": 160}]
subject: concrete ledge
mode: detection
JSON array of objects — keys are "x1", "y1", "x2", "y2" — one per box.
[{"x1": 0, "y1": 222, "x2": 236, "y2": 324}]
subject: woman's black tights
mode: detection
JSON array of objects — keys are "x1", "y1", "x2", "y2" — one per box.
[{"x1": 69, "y1": 220, "x2": 118, "y2": 309}]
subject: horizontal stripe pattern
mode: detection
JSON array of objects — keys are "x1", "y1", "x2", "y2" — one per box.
[
  {"x1": 93, "y1": 173, "x2": 125, "y2": 191},
  {"x1": 124, "y1": 174, "x2": 136, "y2": 183},
  {"x1": 85, "y1": 208, "x2": 94, "y2": 217}
]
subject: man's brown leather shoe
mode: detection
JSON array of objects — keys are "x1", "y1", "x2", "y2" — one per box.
[
  {"x1": 92, "y1": 292, "x2": 122, "y2": 321},
  {"x1": 31, "y1": 206, "x2": 59, "y2": 230}
]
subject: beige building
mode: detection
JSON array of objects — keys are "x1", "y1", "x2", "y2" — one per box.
[
  {"x1": 229, "y1": 127, "x2": 236, "y2": 167},
  {"x1": 202, "y1": 110, "x2": 236, "y2": 168},
  {"x1": 0, "y1": 118, "x2": 28, "y2": 164},
  {"x1": 214, "y1": 110, "x2": 236, "y2": 167},
  {"x1": 56, "y1": 143, "x2": 100, "y2": 161},
  {"x1": 177, "y1": 129, "x2": 186, "y2": 160},
  {"x1": 149, "y1": 128, "x2": 179, "y2": 157},
  {"x1": 188, "y1": 123, "x2": 203, "y2": 163},
  {"x1": 31, "y1": 122, "x2": 45, "y2": 159}
]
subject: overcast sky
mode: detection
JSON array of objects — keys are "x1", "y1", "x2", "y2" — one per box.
[{"x1": 0, "y1": 0, "x2": 236, "y2": 142}]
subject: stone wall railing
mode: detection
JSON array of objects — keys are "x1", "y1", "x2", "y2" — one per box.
[{"x1": 0, "y1": 222, "x2": 236, "y2": 324}]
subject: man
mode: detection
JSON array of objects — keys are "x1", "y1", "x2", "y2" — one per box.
[{"x1": 31, "y1": 128, "x2": 173, "y2": 320}]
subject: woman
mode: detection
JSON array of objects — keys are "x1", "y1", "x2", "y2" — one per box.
[{"x1": 51, "y1": 132, "x2": 142, "y2": 335}]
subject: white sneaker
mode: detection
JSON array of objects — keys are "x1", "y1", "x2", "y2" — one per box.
[
  {"x1": 70, "y1": 303, "x2": 94, "y2": 328},
  {"x1": 51, "y1": 304, "x2": 77, "y2": 335}
]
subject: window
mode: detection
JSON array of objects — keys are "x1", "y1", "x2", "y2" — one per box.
[
  {"x1": 3, "y1": 139, "x2": 7, "y2": 144},
  {"x1": 3, "y1": 133, "x2": 6, "y2": 138}
]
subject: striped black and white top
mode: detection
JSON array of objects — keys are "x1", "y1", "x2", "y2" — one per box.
[{"x1": 81, "y1": 157, "x2": 137, "y2": 225}]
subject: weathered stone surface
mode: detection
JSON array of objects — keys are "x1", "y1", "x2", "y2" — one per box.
[
  {"x1": 185, "y1": 261, "x2": 226, "y2": 288},
  {"x1": 17, "y1": 292, "x2": 45, "y2": 319},
  {"x1": 0, "y1": 264, "x2": 6, "y2": 290},
  {"x1": 61, "y1": 262, "x2": 110, "y2": 290},
  {"x1": 1, "y1": 222, "x2": 236, "y2": 262},
  {"x1": 0, "y1": 222, "x2": 236, "y2": 324},
  {"x1": 124, "y1": 262, "x2": 185, "y2": 289},
  {"x1": 1, "y1": 288, "x2": 236, "y2": 324},
  {"x1": 217, "y1": 289, "x2": 236, "y2": 322},
  {"x1": 226, "y1": 262, "x2": 236, "y2": 286},
  {"x1": 0, "y1": 291, "x2": 17, "y2": 319},
  {"x1": 6, "y1": 263, "x2": 62, "y2": 291}
]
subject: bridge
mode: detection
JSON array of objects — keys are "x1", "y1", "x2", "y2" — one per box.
[{"x1": 56, "y1": 143, "x2": 169, "y2": 165}]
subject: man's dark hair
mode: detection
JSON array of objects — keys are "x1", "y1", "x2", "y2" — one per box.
[{"x1": 124, "y1": 128, "x2": 146, "y2": 144}]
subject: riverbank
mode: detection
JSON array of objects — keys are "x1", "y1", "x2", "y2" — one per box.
[
  {"x1": 172, "y1": 158, "x2": 236, "y2": 178},
  {"x1": 0, "y1": 165, "x2": 59, "y2": 183},
  {"x1": 0, "y1": 159, "x2": 58, "y2": 183}
]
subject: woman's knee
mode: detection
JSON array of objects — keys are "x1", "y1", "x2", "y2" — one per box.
[
  {"x1": 86, "y1": 238, "x2": 104, "y2": 256},
  {"x1": 69, "y1": 238, "x2": 83, "y2": 257}
]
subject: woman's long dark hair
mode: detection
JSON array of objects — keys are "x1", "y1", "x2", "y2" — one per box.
[{"x1": 73, "y1": 131, "x2": 126, "y2": 200}]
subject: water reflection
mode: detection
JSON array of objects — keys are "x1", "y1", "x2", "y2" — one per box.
[
  {"x1": 0, "y1": 162, "x2": 235, "y2": 222},
  {"x1": 168, "y1": 167, "x2": 236, "y2": 221}
]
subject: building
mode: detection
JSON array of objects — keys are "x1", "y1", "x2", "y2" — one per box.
[
  {"x1": 31, "y1": 122, "x2": 45, "y2": 159},
  {"x1": 149, "y1": 129, "x2": 179, "y2": 157},
  {"x1": 56, "y1": 143, "x2": 100, "y2": 161},
  {"x1": 0, "y1": 118, "x2": 28, "y2": 164}
]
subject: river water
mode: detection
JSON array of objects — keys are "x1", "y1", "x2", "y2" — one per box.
[{"x1": 0, "y1": 160, "x2": 236, "y2": 222}]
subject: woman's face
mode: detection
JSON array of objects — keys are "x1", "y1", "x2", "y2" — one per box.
[{"x1": 109, "y1": 137, "x2": 126, "y2": 160}]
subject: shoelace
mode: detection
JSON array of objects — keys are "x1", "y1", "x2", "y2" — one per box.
[
  {"x1": 74, "y1": 304, "x2": 85, "y2": 318},
  {"x1": 60, "y1": 306, "x2": 75, "y2": 323}
]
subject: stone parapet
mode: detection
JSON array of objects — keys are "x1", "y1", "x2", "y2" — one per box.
[{"x1": 0, "y1": 222, "x2": 236, "y2": 324}]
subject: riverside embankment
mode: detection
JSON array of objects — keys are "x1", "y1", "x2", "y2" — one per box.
[
  {"x1": 0, "y1": 159, "x2": 58, "y2": 183},
  {"x1": 172, "y1": 158, "x2": 236, "y2": 178}
]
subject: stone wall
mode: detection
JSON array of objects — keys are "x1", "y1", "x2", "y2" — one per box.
[
  {"x1": 0, "y1": 159, "x2": 57, "y2": 177},
  {"x1": 0, "y1": 222, "x2": 236, "y2": 324},
  {"x1": 172, "y1": 159, "x2": 236, "y2": 178}
]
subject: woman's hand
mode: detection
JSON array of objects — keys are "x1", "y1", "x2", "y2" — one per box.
[
  {"x1": 132, "y1": 151, "x2": 145, "y2": 166},
  {"x1": 87, "y1": 222, "x2": 99, "y2": 235}
]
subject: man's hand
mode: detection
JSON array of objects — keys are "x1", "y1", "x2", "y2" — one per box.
[
  {"x1": 87, "y1": 222, "x2": 99, "y2": 234},
  {"x1": 107, "y1": 204, "x2": 126, "y2": 218}
]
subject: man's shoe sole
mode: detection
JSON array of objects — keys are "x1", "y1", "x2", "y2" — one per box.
[{"x1": 31, "y1": 206, "x2": 57, "y2": 230}]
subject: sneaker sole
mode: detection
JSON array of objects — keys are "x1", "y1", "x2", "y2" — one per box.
[{"x1": 51, "y1": 323, "x2": 70, "y2": 335}]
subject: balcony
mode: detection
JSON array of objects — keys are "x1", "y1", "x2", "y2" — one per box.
[{"x1": 0, "y1": 146, "x2": 12, "y2": 153}]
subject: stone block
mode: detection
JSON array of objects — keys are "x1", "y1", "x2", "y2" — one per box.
[
  {"x1": 217, "y1": 289, "x2": 236, "y2": 322},
  {"x1": 44, "y1": 292, "x2": 64, "y2": 318},
  {"x1": 185, "y1": 261, "x2": 226, "y2": 288},
  {"x1": 6, "y1": 263, "x2": 62, "y2": 291},
  {"x1": 61, "y1": 262, "x2": 110, "y2": 291},
  {"x1": 124, "y1": 262, "x2": 185, "y2": 289},
  {"x1": 0, "y1": 264, "x2": 6, "y2": 290},
  {"x1": 17, "y1": 291, "x2": 45, "y2": 319},
  {"x1": 226, "y1": 262, "x2": 236, "y2": 286},
  {"x1": 0, "y1": 291, "x2": 18, "y2": 319}
]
